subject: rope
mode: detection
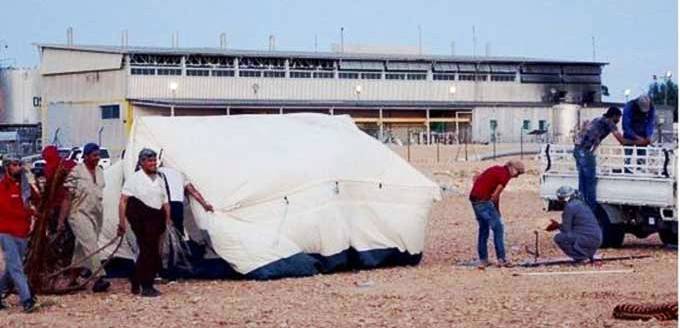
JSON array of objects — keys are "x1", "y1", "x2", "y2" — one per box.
[{"x1": 613, "y1": 302, "x2": 678, "y2": 321}]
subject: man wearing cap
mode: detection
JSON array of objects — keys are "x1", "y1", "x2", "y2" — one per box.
[
  {"x1": 623, "y1": 95, "x2": 655, "y2": 172},
  {"x1": 59, "y1": 143, "x2": 110, "y2": 292},
  {"x1": 573, "y1": 107, "x2": 642, "y2": 211},
  {"x1": 0, "y1": 156, "x2": 37, "y2": 312},
  {"x1": 546, "y1": 186, "x2": 602, "y2": 262},
  {"x1": 469, "y1": 160, "x2": 525, "y2": 267}
]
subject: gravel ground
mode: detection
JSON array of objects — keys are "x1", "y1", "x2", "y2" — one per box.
[{"x1": 0, "y1": 158, "x2": 676, "y2": 327}]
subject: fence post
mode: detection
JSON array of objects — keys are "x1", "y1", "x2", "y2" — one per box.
[
  {"x1": 436, "y1": 141, "x2": 440, "y2": 163},
  {"x1": 407, "y1": 128, "x2": 411, "y2": 162}
]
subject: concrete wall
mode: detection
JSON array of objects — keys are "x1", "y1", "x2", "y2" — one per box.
[{"x1": 0, "y1": 68, "x2": 41, "y2": 124}]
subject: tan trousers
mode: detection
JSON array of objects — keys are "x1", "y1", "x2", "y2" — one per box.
[{"x1": 69, "y1": 203, "x2": 104, "y2": 278}]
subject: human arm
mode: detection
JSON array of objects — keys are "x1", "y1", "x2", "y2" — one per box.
[
  {"x1": 622, "y1": 102, "x2": 637, "y2": 140},
  {"x1": 163, "y1": 202, "x2": 171, "y2": 225},
  {"x1": 490, "y1": 184, "x2": 504, "y2": 211},
  {"x1": 559, "y1": 204, "x2": 575, "y2": 235},
  {"x1": 545, "y1": 219, "x2": 560, "y2": 232},
  {"x1": 185, "y1": 183, "x2": 214, "y2": 212},
  {"x1": 645, "y1": 105, "x2": 656, "y2": 141},
  {"x1": 611, "y1": 130, "x2": 648, "y2": 146},
  {"x1": 117, "y1": 195, "x2": 129, "y2": 236},
  {"x1": 57, "y1": 195, "x2": 71, "y2": 231}
]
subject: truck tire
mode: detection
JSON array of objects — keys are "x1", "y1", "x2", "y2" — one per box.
[
  {"x1": 659, "y1": 228, "x2": 678, "y2": 246},
  {"x1": 595, "y1": 205, "x2": 625, "y2": 248}
]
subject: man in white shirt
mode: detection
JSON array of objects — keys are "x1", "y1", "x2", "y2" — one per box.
[
  {"x1": 118, "y1": 148, "x2": 170, "y2": 297},
  {"x1": 158, "y1": 166, "x2": 214, "y2": 236}
]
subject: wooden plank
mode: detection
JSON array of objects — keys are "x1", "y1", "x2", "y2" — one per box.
[{"x1": 513, "y1": 269, "x2": 634, "y2": 277}]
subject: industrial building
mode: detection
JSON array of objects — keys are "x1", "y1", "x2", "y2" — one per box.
[
  {"x1": 35, "y1": 42, "x2": 615, "y2": 156},
  {"x1": 0, "y1": 68, "x2": 42, "y2": 156}
]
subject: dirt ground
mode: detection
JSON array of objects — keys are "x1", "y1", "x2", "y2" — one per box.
[{"x1": 0, "y1": 157, "x2": 676, "y2": 327}]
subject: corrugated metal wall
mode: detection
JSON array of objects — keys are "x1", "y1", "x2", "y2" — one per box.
[
  {"x1": 0, "y1": 68, "x2": 41, "y2": 124},
  {"x1": 45, "y1": 102, "x2": 126, "y2": 156},
  {"x1": 128, "y1": 75, "x2": 550, "y2": 103},
  {"x1": 41, "y1": 49, "x2": 123, "y2": 75},
  {"x1": 42, "y1": 70, "x2": 126, "y2": 103}
]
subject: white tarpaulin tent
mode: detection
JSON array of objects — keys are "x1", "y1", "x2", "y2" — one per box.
[{"x1": 101, "y1": 113, "x2": 441, "y2": 279}]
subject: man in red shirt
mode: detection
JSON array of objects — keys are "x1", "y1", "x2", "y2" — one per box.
[
  {"x1": 0, "y1": 155, "x2": 36, "y2": 312},
  {"x1": 469, "y1": 160, "x2": 525, "y2": 267}
]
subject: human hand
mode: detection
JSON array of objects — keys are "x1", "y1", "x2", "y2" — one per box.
[
  {"x1": 117, "y1": 222, "x2": 126, "y2": 236},
  {"x1": 545, "y1": 219, "x2": 560, "y2": 232},
  {"x1": 203, "y1": 204, "x2": 215, "y2": 212}
]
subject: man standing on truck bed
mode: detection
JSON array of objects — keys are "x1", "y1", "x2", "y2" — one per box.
[
  {"x1": 574, "y1": 107, "x2": 644, "y2": 211},
  {"x1": 623, "y1": 95, "x2": 655, "y2": 172},
  {"x1": 469, "y1": 160, "x2": 525, "y2": 268}
]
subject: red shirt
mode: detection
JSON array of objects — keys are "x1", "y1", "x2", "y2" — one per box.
[
  {"x1": 469, "y1": 165, "x2": 511, "y2": 208},
  {"x1": 0, "y1": 176, "x2": 32, "y2": 238}
]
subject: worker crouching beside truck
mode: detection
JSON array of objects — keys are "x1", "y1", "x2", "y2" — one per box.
[{"x1": 546, "y1": 186, "x2": 602, "y2": 263}]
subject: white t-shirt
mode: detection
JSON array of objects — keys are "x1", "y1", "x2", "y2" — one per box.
[
  {"x1": 158, "y1": 167, "x2": 190, "y2": 202},
  {"x1": 122, "y1": 170, "x2": 168, "y2": 210}
]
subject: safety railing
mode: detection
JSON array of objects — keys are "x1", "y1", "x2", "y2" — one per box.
[{"x1": 540, "y1": 144, "x2": 676, "y2": 179}]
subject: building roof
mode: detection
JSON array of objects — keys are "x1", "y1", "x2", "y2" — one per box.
[{"x1": 36, "y1": 43, "x2": 608, "y2": 66}]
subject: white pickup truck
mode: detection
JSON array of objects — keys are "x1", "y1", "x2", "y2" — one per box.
[{"x1": 539, "y1": 144, "x2": 677, "y2": 247}]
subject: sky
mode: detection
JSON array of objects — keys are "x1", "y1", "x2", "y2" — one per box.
[{"x1": 1, "y1": 0, "x2": 677, "y2": 102}]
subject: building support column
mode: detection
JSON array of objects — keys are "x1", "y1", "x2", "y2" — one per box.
[
  {"x1": 455, "y1": 111, "x2": 460, "y2": 144},
  {"x1": 226, "y1": 106, "x2": 230, "y2": 116},
  {"x1": 329, "y1": 107, "x2": 334, "y2": 115},
  {"x1": 426, "y1": 108, "x2": 431, "y2": 145},
  {"x1": 378, "y1": 107, "x2": 384, "y2": 141},
  {"x1": 279, "y1": 107, "x2": 284, "y2": 115}
]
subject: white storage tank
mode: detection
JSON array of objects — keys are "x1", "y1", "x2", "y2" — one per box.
[{"x1": 551, "y1": 104, "x2": 581, "y2": 144}]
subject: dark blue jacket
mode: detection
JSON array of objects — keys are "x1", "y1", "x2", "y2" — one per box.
[{"x1": 623, "y1": 99, "x2": 655, "y2": 140}]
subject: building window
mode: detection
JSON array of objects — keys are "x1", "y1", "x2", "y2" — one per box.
[
  {"x1": 361, "y1": 73, "x2": 381, "y2": 80},
  {"x1": 263, "y1": 71, "x2": 285, "y2": 78},
  {"x1": 459, "y1": 74, "x2": 488, "y2": 81},
  {"x1": 187, "y1": 69, "x2": 210, "y2": 76},
  {"x1": 212, "y1": 70, "x2": 235, "y2": 77},
  {"x1": 539, "y1": 120, "x2": 547, "y2": 131},
  {"x1": 157, "y1": 68, "x2": 182, "y2": 76},
  {"x1": 385, "y1": 73, "x2": 406, "y2": 80},
  {"x1": 101, "y1": 105, "x2": 120, "y2": 120},
  {"x1": 313, "y1": 71, "x2": 334, "y2": 79},
  {"x1": 130, "y1": 68, "x2": 155, "y2": 75},
  {"x1": 522, "y1": 120, "x2": 531, "y2": 131},
  {"x1": 339, "y1": 72, "x2": 359, "y2": 79},
  {"x1": 490, "y1": 74, "x2": 515, "y2": 82},
  {"x1": 239, "y1": 70, "x2": 262, "y2": 77},
  {"x1": 407, "y1": 74, "x2": 427, "y2": 80},
  {"x1": 433, "y1": 74, "x2": 456, "y2": 81},
  {"x1": 290, "y1": 71, "x2": 312, "y2": 78}
]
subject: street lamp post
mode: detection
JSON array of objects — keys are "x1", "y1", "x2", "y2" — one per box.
[{"x1": 169, "y1": 82, "x2": 179, "y2": 116}]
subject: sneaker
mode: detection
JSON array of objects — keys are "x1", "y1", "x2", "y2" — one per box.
[
  {"x1": 22, "y1": 299, "x2": 36, "y2": 313},
  {"x1": 141, "y1": 287, "x2": 161, "y2": 298},
  {"x1": 477, "y1": 260, "x2": 490, "y2": 270},
  {"x1": 92, "y1": 278, "x2": 111, "y2": 293},
  {"x1": 497, "y1": 259, "x2": 514, "y2": 268}
]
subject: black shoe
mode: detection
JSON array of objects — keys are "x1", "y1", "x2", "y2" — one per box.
[
  {"x1": 0, "y1": 298, "x2": 6, "y2": 310},
  {"x1": 131, "y1": 282, "x2": 140, "y2": 295},
  {"x1": 140, "y1": 287, "x2": 161, "y2": 297},
  {"x1": 92, "y1": 278, "x2": 111, "y2": 293},
  {"x1": 23, "y1": 299, "x2": 36, "y2": 313}
]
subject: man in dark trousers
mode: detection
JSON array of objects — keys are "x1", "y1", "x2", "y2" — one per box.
[
  {"x1": 574, "y1": 107, "x2": 642, "y2": 211},
  {"x1": 0, "y1": 155, "x2": 37, "y2": 312},
  {"x1": 546, "y1": 186, "x2": 602, "y2": 263},
  {"x1": 469, "y1": 160, "x2": 525, "y2": 268}
]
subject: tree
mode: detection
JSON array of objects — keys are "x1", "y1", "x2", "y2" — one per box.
[{"x1": 648, "y1": 75, "x2": 678, "y2": 122}]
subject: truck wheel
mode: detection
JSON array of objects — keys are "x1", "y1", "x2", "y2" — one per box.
[
  {"x1": 659, "y1": 228, "x2": 678, "y2": 246},
  {"x1": 595, "y1": 205, "x2": 625, "y2": 248}
]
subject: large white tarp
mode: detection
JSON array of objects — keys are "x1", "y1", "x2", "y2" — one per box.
[{"x1": 102, "y1": 113, "x2": 441, "y2": 276}]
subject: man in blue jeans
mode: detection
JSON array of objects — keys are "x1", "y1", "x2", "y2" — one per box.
[
  {"x1": 574, "y1": 107, "x2": 642, "y2": 211},
  {"x1": 0, "y1": 155, "x2": 37, "y2": 312},
  {"x1": 469, "y1": 160, "x2": 525, "y2": 268}
]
